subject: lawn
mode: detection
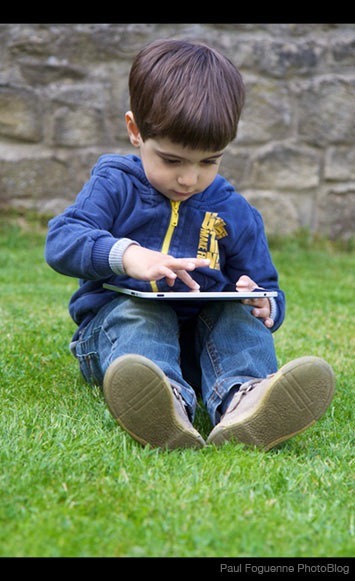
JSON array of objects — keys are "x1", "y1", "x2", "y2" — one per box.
[{"x1": 0, "y1": 213, "x2": 354, "y2": 560}]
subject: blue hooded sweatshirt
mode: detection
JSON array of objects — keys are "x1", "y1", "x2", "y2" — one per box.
[{"x1": 45, "y1": 154, "x2": 285, "y2": 339}]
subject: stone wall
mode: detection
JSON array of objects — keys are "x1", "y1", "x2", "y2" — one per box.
[{"x1": 1, "y1": 23, "x2": 354, "y2": 239}]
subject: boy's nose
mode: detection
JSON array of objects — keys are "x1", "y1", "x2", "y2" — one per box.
[{"x1": 177, "y1": 171, "x2": 198, "y2": 188}]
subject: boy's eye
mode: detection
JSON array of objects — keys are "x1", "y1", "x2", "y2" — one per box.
[
  {"x1": 161, "y1": 158, "x2": 218, "y2": 166},
  {"x1": 162, "y1": 158, "x2": 180, "y2": 165}
]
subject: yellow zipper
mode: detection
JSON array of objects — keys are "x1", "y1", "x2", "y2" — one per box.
[
  {"x1": 162, "y1": 200, "x2": 180, "y2": 253},
  {"x1": 150, "y1": 200, "x2": 181, "y2": 291}
]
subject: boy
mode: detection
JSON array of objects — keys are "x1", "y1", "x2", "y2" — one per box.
[{"x1": 45, "y1": 39, "x2": 335, "y2": 450}]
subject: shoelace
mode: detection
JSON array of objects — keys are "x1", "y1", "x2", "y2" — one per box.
[
  {"x1": 172, "y1": 385, "x2": 189, "y2": 417},
  {"x1": 224, "y1": 378, "x2": 263, "y2": 415}
]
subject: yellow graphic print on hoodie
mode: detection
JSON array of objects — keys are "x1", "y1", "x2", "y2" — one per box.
[{"x1": 197, "y1": 212, "x2": 228, "y2": 270}]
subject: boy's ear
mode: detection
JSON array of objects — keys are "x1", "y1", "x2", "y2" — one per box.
[{"x1": 125, "y1": 111, "x2": 141, "y2": 147}]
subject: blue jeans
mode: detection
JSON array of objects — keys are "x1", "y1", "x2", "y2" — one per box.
[{"x1": 74, "y1": 296, "x2": 278, "y2": 425}]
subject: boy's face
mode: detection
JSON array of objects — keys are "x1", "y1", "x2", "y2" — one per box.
[{"x1": 126, "y1": 112, "x2": 225, "y2": 202}]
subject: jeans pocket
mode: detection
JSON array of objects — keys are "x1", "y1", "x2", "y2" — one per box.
[{"x1": 75, "y1": 327, "x2": 103, "y2": 386}]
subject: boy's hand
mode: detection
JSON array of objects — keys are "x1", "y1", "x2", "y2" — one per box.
[
  {"x1": 236, "y1": 275, "x2": 274, "y2": 328},
  {"x1": 123, "y1": 245, "x2": 210, "y2": 290}
]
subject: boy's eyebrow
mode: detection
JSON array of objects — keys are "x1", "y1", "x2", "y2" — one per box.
[{"x1": 157, "y1": 150, "x2": 224, "y2": 161}]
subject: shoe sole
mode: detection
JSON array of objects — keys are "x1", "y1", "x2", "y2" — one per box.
[
  {"x1": 103, "y1": 354, "x2": 205, "y2": 449},
  {"x1": 207, "y1": 356, "x2": 335, "y2": 450}
]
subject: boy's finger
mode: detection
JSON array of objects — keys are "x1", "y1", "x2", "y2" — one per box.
[
  {"x1": 175, "y1": 270, "x2": 200, "y2": 290},
  {"x1": 175, "y1": 257, "x2": 210, "y2": 270}
]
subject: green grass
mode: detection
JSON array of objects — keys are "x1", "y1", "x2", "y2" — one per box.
[{"x1": 0, "y1": 213, "x2": 354, "y2": 558}]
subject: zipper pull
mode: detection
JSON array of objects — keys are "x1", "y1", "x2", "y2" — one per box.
[{"x1": 171, "y1": 200, "x2": 180, "y2": 226}]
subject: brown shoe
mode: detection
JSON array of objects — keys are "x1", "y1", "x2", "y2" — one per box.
[
  {"x1": 103, "y1": 354, "x2": 205, "y2": 449},
  {"x1": 207, "y1": 356, "x2": 335, "y2": 450}
]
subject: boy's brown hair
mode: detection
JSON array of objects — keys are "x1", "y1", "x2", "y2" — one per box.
[{"x1": 128, "y1": 38, "x2": 245, "y2": 151}]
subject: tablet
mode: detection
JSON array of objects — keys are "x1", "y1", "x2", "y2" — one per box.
[{"x1": 103, "y1": 283, "x2": 278, "y2": 300}]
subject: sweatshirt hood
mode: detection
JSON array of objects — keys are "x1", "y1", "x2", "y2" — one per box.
[
  {"x1": 92, "y1": 153, "x2": 235, "y2": 208},
  {"x1": 93, "y1": 153, "x2": 151, "y2": 187}
]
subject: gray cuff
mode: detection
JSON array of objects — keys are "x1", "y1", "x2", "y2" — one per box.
[
  {"x1": 108, "y1": 238, "x2": 140, "y2": 275},
  {"x1": 269, "y1": 297, "x2": 278, "y2": 322}
]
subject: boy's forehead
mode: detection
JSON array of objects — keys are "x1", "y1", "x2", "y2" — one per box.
[{"x1": 149, "y1": 137, "x2": 225, "y2": 160}]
